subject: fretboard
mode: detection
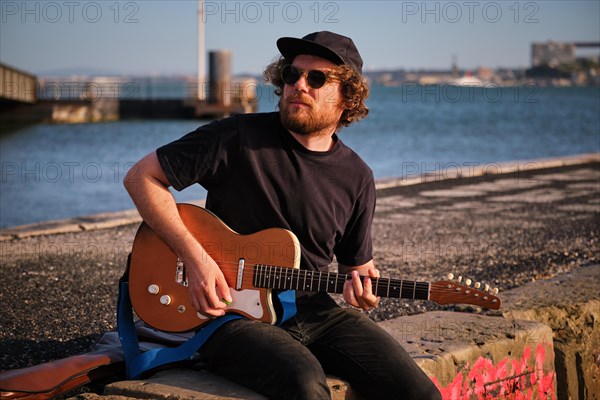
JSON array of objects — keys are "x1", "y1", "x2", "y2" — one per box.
[{"x1": 252, "y1": 264, "x2": 430, "y2": 300}]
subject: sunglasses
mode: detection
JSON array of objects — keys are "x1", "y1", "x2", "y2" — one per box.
[{"x1": 280, "y1": 64, "x2": 336, "y2": 89}]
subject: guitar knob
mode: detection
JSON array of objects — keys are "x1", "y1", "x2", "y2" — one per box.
[
  {"x1": 457, "y1": 276, "x2": 463, "y2": 283},
  {"x1": 148, "y1": 284, "x2": 160, "y2": 294},
  {"x1": 160, "y1": 295, "x2": 172, "y2": 305},
  {"x1": 474, "y1": 282, "x2": 481, "y2": 289},
  {"x1": 465, "y1": 279, "x2": 472, "y2": 286},
  {"x1": 484, "y1": 284, "x2": 490, "y2": 292},
  {"x1": 447, "y1": 273, "x2": 454, "y2": 280},
  {"x1": 492, "y1": 288, "x2": 499, "y2": 295}
]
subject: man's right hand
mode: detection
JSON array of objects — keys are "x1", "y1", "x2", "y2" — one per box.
[
  {"x1": 184, "y1": 256, "x2": 232, "y2": 317},
  {"x1": 184, "y1": 254, "x2": 233, "y2": 318}
]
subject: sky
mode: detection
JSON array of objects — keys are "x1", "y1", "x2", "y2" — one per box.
[{"x1": 1, "y1": 0, "x2": 599, "y2": 77}]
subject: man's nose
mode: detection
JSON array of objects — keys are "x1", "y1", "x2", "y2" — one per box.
[{"x1": 293, "y1": 74, "x2": 310, "y2": 92}]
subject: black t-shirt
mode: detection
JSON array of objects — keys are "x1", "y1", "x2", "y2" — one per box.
[{"x1": 156, "y1": 112, "x2": 375, "y2": 272}]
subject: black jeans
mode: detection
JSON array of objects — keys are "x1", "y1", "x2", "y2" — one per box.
[{"x1": 200, "y1": 294, "x2": 442, "y2": 400}]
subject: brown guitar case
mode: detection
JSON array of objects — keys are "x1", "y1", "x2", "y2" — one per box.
[{"x1": 0, "y1": 324, "x2": 194, "y2": 399}]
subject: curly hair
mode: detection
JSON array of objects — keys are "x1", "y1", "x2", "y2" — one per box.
[{"x1": 263, "y1": 57, "x2": 369, "y2": 129}]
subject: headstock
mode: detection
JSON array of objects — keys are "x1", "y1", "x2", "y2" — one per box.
[{"x1": 429, "y1": 273, "x2": 501, "y2": 310}]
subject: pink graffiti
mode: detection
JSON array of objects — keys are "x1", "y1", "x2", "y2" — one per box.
[{"x1": 430, "y1": 344, "x2": 556, "y2": 399}]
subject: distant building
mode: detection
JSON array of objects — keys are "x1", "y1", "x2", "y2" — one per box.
[
  {"x1": 531, "y1": 41, "x2": 576, "y2": 67},
  {"x1": 477, "y1": 67, "x2": 494, "y2": 81}
]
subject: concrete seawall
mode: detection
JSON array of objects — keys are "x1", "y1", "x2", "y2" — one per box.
[
  {"x1": 1, "y1": 153, "x2": 598, "y2": 399},
  {"x1": 502, "y1": 265, "x2": 600, "y2": 399}
]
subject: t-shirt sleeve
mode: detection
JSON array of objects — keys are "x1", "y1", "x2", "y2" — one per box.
[
  {"x1": 334, "y1": 178, "x2": 376, "y2": 267},
  {"x1": 156, "y1": 118, "x2": 239, "y2": 192}
]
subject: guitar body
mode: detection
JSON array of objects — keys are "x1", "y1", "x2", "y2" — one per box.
[{"x1": 129, "y1": 204, "x2": 301, "y2": 332}]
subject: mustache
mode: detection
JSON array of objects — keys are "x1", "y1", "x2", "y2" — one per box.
[{"x1": 284, "y1": 94, "x2": 315, "y2": 107}]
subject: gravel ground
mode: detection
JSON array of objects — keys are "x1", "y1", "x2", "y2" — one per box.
[
  {"x1": 364, "y1": 163, "x2": 600, "y2": 322},
  {"x1": 1, "y1": 162, "x2": 598, "y2": 375}
]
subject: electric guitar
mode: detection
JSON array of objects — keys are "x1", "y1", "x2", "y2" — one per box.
[{"x1": 128, "y1": 204, "x2": 501, "y2": 332}]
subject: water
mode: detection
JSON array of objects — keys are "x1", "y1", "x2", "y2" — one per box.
[{"x1": 1, "y1": 86, "x2": 599, "y2": 228}]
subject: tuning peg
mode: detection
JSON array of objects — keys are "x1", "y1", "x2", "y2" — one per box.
[
  {"x1": 465, "y1": 278, "x2": 472, "y2": 286},
  {"x1": 447, "y1": 273, "x2": 454, "y2": 280},
  {"x1": 484, "y1": 284, "x2": 490, "y2": 292},
  {"x1": 457, "y1": 276, "x2": 463, "y2": 283},
  {"x1": 492, "y1": 288, "x2": 499, "y2": 295},
  {"x1": 474, "y1": 282, "x2": 481, "y2": 289}
]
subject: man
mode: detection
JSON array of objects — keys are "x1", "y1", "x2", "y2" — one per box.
[{"x1": 124, "y1": 31, "x2": 441, "y2": 400}]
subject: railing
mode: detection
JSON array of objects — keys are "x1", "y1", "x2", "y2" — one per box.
[
  {"x1": 35, "y1": 76, "x2": 258, "y2": 103},
  {"x1": 0, "y1": 63, "x2": 37, "y2": 104}
]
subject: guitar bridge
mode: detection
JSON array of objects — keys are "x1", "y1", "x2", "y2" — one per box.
[{"x1": 176, "y1": 258, "x2": 188, "y2": 287}]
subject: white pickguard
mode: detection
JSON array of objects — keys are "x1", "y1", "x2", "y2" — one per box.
[{"x1": 196, "y1": 289, "x2": 265, "y2": 321}]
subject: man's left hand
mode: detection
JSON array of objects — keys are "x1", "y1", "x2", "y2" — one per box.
[{"x1": 343, "y1": 268, "x2": 381, "y2": 310}]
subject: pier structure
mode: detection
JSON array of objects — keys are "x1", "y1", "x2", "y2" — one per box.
[
  {"x1": 0, "y1": 66, "x2": 257, "y2": 125},
  {"x1": 0, "y1": 63, "x2": 37, "y2": 106},
  {"x1": 0, "y1": 2, "x2": 256, "y2": 126}
]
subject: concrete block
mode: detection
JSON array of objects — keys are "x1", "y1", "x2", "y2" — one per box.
[
  {"x1": 76, "y1": 209, "x2": 142, "y2": 231},
  {"x1": 0, "y1": 220, "x2": 83, "y2": 238},
  {"x1": 68, "y1": 394, "x2": 137, "y2": 400},
  {"x1": 106, "y1": 369, "x2": 265, "y2": 400},
  {"x1": 502, "y1": 264, "x2": 600, "y2": 400},
  {"x1": 0, "y1": 209, "x2": 142, "y2": 238},
  {"x1": 379, "y1": 311, "x2": 556, "y2": 399},
  {"x1": 105, "y1": 369, "x2": 353, "y2": 400}
]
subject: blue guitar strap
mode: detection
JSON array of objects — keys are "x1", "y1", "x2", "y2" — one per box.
[
  {"x1": 276, "y1": 289, "x2": 297, "y2": 324},
  {"x1": 117, "y1": 258, "x2": 297, "y2": 379}
]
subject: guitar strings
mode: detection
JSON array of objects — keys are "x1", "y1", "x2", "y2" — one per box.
[{"x1": 164, "y1": 259, "x2": 496, "y2": 297}]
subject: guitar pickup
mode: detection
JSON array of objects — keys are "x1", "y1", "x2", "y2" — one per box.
[
  {"x1": 176, "y1": 258, "x2": 188, "y2": 287},
  {"x1": 236, "y1": 258, "x2": 245, "y2": 290}
]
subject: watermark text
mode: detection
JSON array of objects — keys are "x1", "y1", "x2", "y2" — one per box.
[{"x1": 1, "y1": 1, "x2": 140, "y2": 24}]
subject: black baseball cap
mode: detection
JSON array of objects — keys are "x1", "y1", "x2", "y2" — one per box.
[{"x1": 276, "y1": 31, "x2": 363, "y2": 74}]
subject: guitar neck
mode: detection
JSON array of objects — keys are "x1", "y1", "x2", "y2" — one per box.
[{"x1": 252, "y1": 264, "x2": 430, "y2": 301}]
